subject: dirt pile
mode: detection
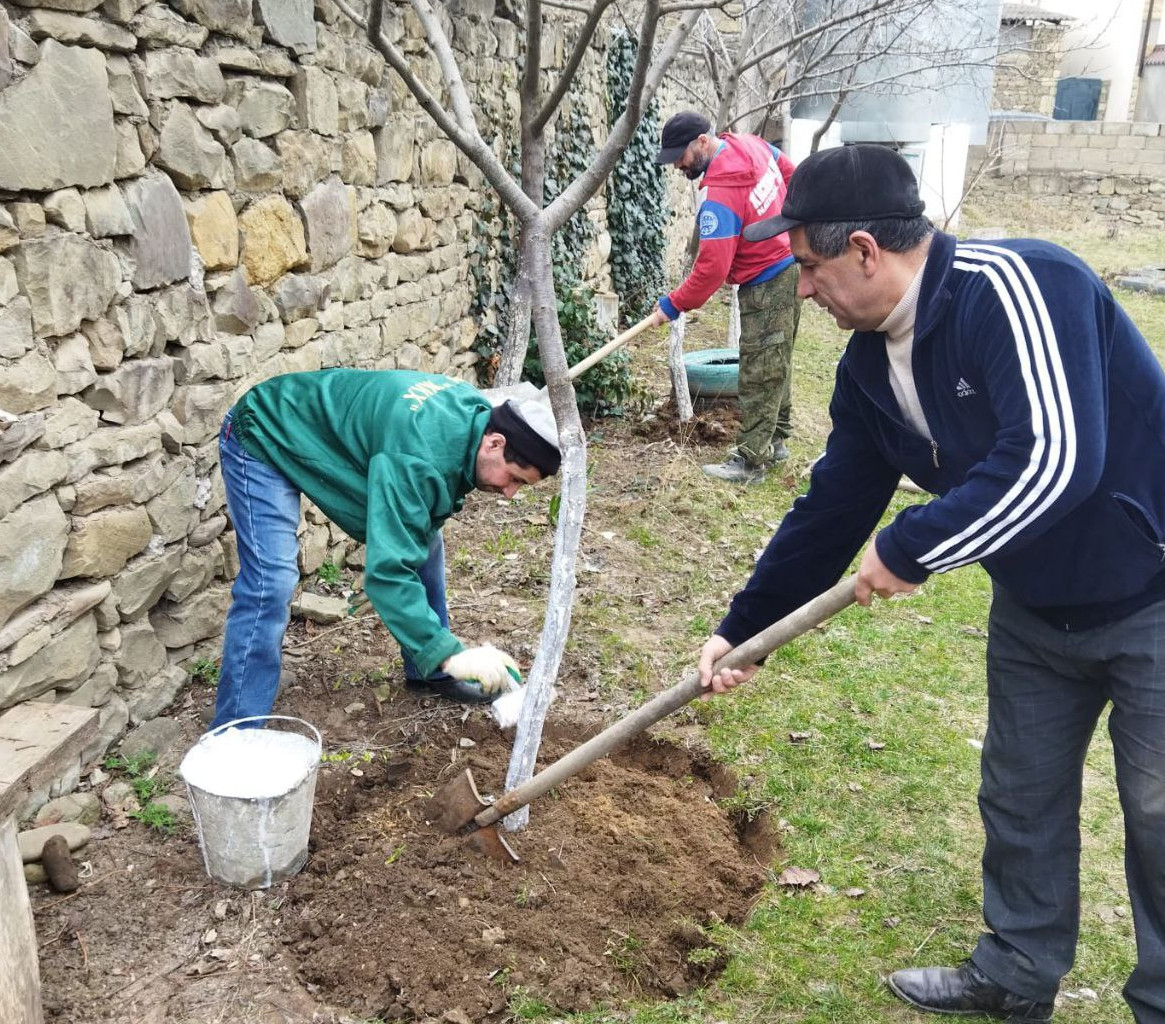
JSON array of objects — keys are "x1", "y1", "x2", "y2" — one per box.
[
  {"x1": 32, "y1": 389, "x2": 769, "y2": 1022},
  {"x1": 285, "y1": 721, "x2": 771, "y2": 1020}
]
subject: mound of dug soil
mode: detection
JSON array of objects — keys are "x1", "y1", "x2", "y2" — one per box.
[
  {"x1": 32, "y1": 400, "x2": 774, "y2": 1023},
  {"x1": 286, "y1": 719, "x2": 772, "y2": 1020},
  {"x1": 636, "y1": 395, "x2": 742, "y2": 446}
]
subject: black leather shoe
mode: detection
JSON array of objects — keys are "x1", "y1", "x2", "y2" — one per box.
[
  {"x1": 888, "y1": 962, "x2": 1054, "y2": 1021},
  {"x1": 405, "y1": 674, "x2": 494, "y2": 705}
]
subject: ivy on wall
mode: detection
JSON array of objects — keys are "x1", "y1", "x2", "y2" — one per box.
[{"x1": 606, "y1": 29, "x2": 668, "y2": 323}]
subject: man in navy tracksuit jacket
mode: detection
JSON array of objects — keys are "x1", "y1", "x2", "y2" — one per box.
[{"x1": 700, "y1": 145, "x2": 1165, "y2": 1023}]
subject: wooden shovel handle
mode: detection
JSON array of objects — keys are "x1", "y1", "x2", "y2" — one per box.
[
  {"x1": 476, "y1": 574, "x2": 858, "y2": 828},
  {"x1": 565, "y1": 314, "x2": 657, "y2": 383}
]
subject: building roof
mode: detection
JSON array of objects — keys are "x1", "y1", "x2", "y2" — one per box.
[
  {"x1": 1146, "y1": 44, "x2": 1165, "y2": 68},
  {"x1": 1001, "y1": 2, "x2": 1073, "y2": 23}
]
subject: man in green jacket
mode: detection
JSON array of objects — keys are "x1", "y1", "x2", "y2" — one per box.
[{"x1": 209, "y1": 369, "x2": 561, "y2": 730}]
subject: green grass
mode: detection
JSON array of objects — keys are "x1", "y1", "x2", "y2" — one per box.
[
  {"x1": 130, "y1": 802, "x2": 178, "y2": 835},
  {"x1": 522, "y1": 211, "x2": 1163, "y2": 1024}
]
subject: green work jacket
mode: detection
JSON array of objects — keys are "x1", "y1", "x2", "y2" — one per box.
[{"x1": 231, "y1": 368, "x2": 490, "y2": 677}]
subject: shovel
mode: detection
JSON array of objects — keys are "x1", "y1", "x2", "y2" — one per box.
[
  {"x1": 425, "y1": 574, "x2": 857, "y2": 862},
  {"x1": 482, "y1": 313, "x2": 657, "y2": 405}
]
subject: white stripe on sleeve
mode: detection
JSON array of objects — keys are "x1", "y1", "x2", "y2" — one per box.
[{"x1": 917, "y1": 245, "x2": 1076, "y2": 572}]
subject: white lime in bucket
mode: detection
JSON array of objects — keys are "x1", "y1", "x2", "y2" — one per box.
[{"x1": 180, "y1": 715, "x2": 321, "y2": 889}]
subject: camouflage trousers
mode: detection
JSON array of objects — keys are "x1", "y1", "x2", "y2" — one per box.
[{"x1": 735, "y1": 263, "x2": 802, "y2": 467}]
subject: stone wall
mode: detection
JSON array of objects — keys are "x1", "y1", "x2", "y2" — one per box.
[
  {"x1": 969, "y1": 118, "x2": 1165, "y2": 226},
  {"x1": 0, "y1": 0, "x2": 664, "y2": 786}
]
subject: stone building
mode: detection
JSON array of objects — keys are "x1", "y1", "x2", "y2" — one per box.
[{"x1": 992, "y1": 3, "x2": 1072, "y2": 117}]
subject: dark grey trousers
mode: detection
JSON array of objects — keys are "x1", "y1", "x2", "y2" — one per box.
[{"x1": 970, "y1": 586, "x2": 1165, "y2": 1023}]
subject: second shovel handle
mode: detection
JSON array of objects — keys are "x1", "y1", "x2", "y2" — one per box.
[
  {"x1": 477, "y1": 574, "x2": 857, "y2": 828},
  {"x1": 565, "y1": 314, "x2": 656, "y2": 383}
]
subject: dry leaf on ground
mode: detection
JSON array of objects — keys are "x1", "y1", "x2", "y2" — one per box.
[{"x1": 777, "y1": 866, "x2": 821, "y2": 888}]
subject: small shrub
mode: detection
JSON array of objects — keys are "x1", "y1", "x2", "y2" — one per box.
[
  {"x1": 317, "y1": 560, "x2": 342, "y2": 586},
  {"x1": 130, "y1": 803, "x2": 177, "y2": 835},
  {"x1": 130, "y1": 773, "x2": 164, "y2": 804},
  {"x1": 189, "y1": 657, "x2": 219, "y2": 686},
  {"x1": 104, "y1": 750, "x2": 157, "y2": 777}
]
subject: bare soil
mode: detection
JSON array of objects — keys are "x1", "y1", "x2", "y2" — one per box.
[{"x1": 32, "y1": 389, "x2": 777, "y2": 1024}]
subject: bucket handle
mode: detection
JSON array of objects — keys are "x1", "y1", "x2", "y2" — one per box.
[{"x1": 201, "y1": 715, "x2": 322, "y2": 753}]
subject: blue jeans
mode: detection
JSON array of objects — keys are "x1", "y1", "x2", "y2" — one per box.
[
  {"x1": 971, "y1": 585, "x2": 1165, "y2": 1023},
  {"x1": 211, "y1": 411, "x2": 450, "y2": 730}
]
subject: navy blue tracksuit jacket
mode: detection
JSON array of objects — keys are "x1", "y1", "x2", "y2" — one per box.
[{"x1": 719, "y1": 231, "x2": 1165, "y2": 642}]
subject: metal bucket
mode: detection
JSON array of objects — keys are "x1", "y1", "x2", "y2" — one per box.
[{"x1": 179, "y1": 715, "x2": 321, "y2": 889}]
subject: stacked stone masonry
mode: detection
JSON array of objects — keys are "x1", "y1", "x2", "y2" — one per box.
[
  {"x1": 971, "y1": 119, "x2": 1165, "y2": 226},
  {"x1": 991, "y1": 22, "x2": 1065, "y2": 118},
  {"x1": 0, "y1": 0, "x2": 699, "y2": 787}
]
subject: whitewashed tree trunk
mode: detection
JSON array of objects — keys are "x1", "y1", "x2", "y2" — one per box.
[
  {"x1": 496, "y1": 245, "x2": 532, "y2": 386},
  {"x1": 668, "y1": 315, "x2": 693, "y2": 422},
  {"x1": 498, "y1": 111, "x2": 547, "y2": 385},
  {"x1": 503, "y1": 226, "x2": 587, "y2": 830}
]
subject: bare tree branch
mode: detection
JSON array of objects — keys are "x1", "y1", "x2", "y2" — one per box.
[
  {"x1": 726, "y1": 50, "x2": 1002, "y2": 127},
  {"x1": 737, "y1": 0, "x2": 929, "y2": 77},
  {"x1": 713, "y1": 7, "x2": 756, "y2": 128},
  {"x1": 545, "y1": 4, "x2": 703, "y2": 233},
  {"x1": 809, "y1": 22, "x2": 871, "y2": 151},
  {"x1": 660, "y1": 0, "x2": 732, "y2": 11},
  {"x1": 531, "y1": 0, "x2": 619, "y2": 136},
  {"x1": 407, "y1": 0, "x2": 478, "y2": 132},
  {"x1": 337, "y1": 0, "x2": 539, "y2": 221},
  {"x1": 522, "y1": 0, "x2": 543, "y2": 125},
  {"x1": 662, "y1": 66, "x2": 711, "y2": 107}
]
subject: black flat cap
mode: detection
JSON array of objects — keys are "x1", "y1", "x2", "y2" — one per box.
[
  {"x1": 655, "y1": 111, "x2": 711, "y2": 164},
  {"x1": 744, "y1": 144, "x2": 926, "y2": 241}
]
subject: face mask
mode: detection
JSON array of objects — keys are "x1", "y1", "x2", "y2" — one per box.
[{"x1": 684, "y1": 152, "x2": 711, "y2": 181}]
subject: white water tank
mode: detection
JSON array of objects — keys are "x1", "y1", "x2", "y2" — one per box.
[{"x1": 792, "y1": 0, "x2": 1003, "y2": 146}]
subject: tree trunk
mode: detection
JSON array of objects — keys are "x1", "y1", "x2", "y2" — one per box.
[
  {"x1": 503, "y1": 221, "x2": 587, "y2": 831},
  {"x1": 497, "y1": 95, "x2": 547, "y2": 386},
  {"x1": 496, "y1": 241, "x2": 532, "y2": 386},
  {"x1": 497, "y1": 118, "x2": 546, "y2": 386},
  {"x1": 668, "y1": 315, "x2": 693, "y2": 423}
]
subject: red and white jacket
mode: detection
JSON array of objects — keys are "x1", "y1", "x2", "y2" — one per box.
[{"x1": 658, "y1": 133, "x2": 796, "y2": 320}]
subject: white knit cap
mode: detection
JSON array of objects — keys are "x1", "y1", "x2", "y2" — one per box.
[{"x1": 512, "y1": 397, "x2": 560, "y2": 452}]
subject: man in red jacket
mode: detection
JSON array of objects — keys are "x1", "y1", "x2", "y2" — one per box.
[{"x1": 649, "y1": 111, "x2": 802, "y2": 484}]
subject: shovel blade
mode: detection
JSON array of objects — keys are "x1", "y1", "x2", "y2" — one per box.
[
  {"x1": 425, "y1": 768, "x2": 491, "y2": 834},
  {"x1": 467, "y1": 825, "x2": 521, "y2": 863}
]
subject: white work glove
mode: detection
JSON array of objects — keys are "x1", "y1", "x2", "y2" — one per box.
[{"x1": 441, "y1": 645, "x2": 519, "y2": 695}]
